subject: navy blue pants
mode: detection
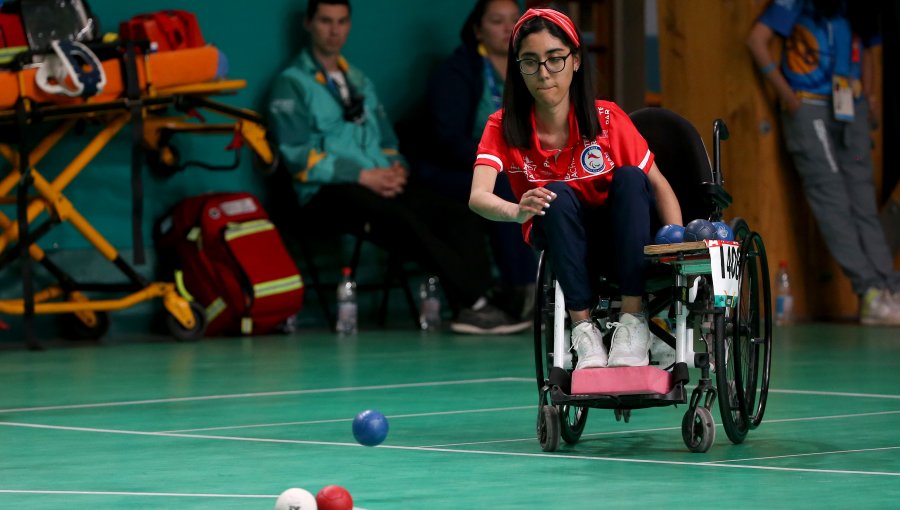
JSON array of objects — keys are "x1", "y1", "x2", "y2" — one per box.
[{"x1": 530, "y1": 166, "x2": 654, "y2": 311}]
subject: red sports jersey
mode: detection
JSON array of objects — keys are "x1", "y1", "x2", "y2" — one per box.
[{"x1": 474, "y1": 100, "x2": 654, "y2": 241}]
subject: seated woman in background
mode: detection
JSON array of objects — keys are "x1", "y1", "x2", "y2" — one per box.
[{"x1": 416, "y1": 0, "x2": 537, "y2": 325}]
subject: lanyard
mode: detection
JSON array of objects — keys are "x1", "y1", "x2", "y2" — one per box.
[{"x1": 312, "y1": 55, "x2": 356, "y2": 107}]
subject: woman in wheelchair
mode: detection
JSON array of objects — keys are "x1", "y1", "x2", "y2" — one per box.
[{"x1": 469, "y1": 7, "x2": 681, "y2": 368}]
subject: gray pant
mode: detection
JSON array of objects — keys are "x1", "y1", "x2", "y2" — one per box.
[{"x1": 781, "y1": 101, "x2": 899, "y2": 295}]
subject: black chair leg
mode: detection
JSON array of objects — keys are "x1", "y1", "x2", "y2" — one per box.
[{"x1": 297, "y1": 237, "x2": 336, "y2": 331}]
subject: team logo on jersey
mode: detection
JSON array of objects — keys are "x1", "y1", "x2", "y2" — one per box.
[{"x1": 580, "y1": 144, "x2": 607, "y2": 174}]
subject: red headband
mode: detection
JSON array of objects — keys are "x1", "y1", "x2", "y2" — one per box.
[{"x1": 511, "y1": 8, "x2": 580, "y2": 48}]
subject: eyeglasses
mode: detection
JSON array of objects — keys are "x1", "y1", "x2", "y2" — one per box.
[{"x1": 517, "y1": 52, "x2": 572, "y2": 75}]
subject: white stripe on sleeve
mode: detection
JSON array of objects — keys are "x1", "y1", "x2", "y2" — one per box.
[
  {"x1": 637, "y1": 149, "x2": 651, "y2": 170},
  {"x1": 476, "y1": 153, "x2": 504, "y2": 172}
]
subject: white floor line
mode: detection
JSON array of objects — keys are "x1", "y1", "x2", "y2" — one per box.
[
  {"x1": 1, "y1": 421, "x2": 897, "y2": 478},
  {"x1": 0, "y1": 490, "x2": 370, "y2": 509},
  {"x1": 1, "y1": 383, "x2": 895, "y2": 415},
  {"x1": 426, "y1": 426, "x2": 682, "y2": 448},
  {"x1": 769, "y1": 389, "x2": 900, "y2": 399},
  {"x1": 0, "y1": 489, "x2": 274, "y2": 499},
  {"x1": 0, "y1": 377, "x2": 531, "y2": 414},
  {"x1": 705, "y1": 445, "x2": 900, "y2": 464},
  {"x1": 162, "y1": 406, "x2": 535, "y2": 433},
  {"x1": 762, "y1": 409, "x2": 900, "y2": 423},
  {"x1": 170, "y1": 401, "x2": 895, "y2": 437},
  {"x1": 420, "y1": 409, "x2": 900, "y2": 448}
]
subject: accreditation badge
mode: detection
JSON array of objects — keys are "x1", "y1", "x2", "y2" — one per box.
[{"x1": 832, "y1": 75, "x2": 855, "y2": 122}]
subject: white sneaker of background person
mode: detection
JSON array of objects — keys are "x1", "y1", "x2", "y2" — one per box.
[
  {"x1": 607, "y1": 312, "x2": 651, "y2": 367},
  {"x1": 570, "y1": 320, "x2": 608, "y2": 369},
  {"x1": 860, "y1": 288, "x2": 900, "y2": 326}
]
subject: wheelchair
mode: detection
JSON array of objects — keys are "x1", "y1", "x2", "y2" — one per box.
[{"x1": 533, "y1": 108, "x2": 773, "y2": 453}]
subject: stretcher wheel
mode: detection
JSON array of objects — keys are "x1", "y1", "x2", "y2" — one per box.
[
  {"x1": 559, "y1": 405, "x2": 588, "y2": 444},
  {"x1": 682, "y1": 406, "x2": 715, "y2": 453},
  {"x1": 614, "y1": 408, "x2": 631, "y2": 423},
  {"x1": 537, "y1": 405, "x2": 560, "y2": 452},
  {"x1": 166, "y1": 301, "x2": 206, "y2": 342},
  {"x1": 60, "y1": 311, "x2": 110, "y2": 341}
]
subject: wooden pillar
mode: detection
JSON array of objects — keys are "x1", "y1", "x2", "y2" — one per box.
[{"x1": 656, "y1": 0, "x2": 885, "y2": 320}]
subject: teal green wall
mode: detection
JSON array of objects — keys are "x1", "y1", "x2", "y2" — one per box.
[{"x1": 3, "y1": 0, "x2": 479, "y2": 252}]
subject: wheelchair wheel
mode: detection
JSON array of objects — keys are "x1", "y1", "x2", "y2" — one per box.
[
  {"x1": 713, "y1": 309, "x2": 749, "y2": 444},
  {"x1": 538, "y1": 405, "x2": 560, "y2": 452},
  {"x1": 559, "y1": 405, "x2": 588, "y2": 444},
  {"x1": 732, "y1": 229, "x2": 773, "y2": 428},
  {"x1": 532, "y1": 252, "x2": 553, "y2": 391},
  {"x1": 682, "y1": 406, "x2": 715, "y2": 453},
  {"x1": 533, "y1": 251, "x2": 560, "y2": 390}
]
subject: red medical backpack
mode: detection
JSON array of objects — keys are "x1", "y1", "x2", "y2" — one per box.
[
  {"x1": 119, "y1": 10, "x2": 204, "y2": 52},
  {"x1": 156, "y1": 192, "x2": 304, "y2": 337}
]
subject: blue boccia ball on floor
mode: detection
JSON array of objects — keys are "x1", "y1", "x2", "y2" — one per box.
[
  {"x1": 654, "y1": 224, "x2": 685, "y2": 244},
  {"x1": 684, "y1": 219, "x2": 718, "y2": 242},
  {"x1": 711, "y1": 221, "x2": 734, "y2": 241},
  {"x1": 352, "y1": 409, "x2": 389, "y2": 446}
]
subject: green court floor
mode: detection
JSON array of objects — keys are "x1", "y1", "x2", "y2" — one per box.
[{"x1": 1, "y1": 323, "x2": 898, "y2": 509}]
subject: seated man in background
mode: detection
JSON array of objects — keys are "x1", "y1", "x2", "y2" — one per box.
[{"x1": 267, "y1": 0, "x2": 530, "y2": 334}]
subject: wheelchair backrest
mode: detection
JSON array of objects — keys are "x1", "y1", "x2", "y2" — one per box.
[{"x1": 629, "y1": 107, "x2": 716, "y2": 224}]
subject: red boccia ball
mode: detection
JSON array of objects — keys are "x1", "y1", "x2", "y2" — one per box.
[{"x1": 316, "y1": 485, "x2": 353, "y2": 510}]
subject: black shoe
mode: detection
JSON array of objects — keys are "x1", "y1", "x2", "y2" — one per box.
[
  {"x1": 489, "y1": 283, "x2": 536, "y2": 322},
  {"x1": 450, "y1": 303, "x2": 532, "y2": 335}
]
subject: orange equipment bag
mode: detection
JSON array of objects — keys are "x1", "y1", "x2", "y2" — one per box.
[{"x1": 119, "y1": 10, "x2": 204, "y2": 52}]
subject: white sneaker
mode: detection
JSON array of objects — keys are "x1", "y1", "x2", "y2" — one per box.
[
  {"x1": 570, "y1": 321, "x2": 608, "y2": 369},
  {"x1": 606, "y1": 313, "x2": 651, "y2": 367},
  {"x1": 860, "y1": 288, "x2": 900, "y2": 326}
]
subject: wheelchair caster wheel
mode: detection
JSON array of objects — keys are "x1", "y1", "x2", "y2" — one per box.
[
  {"x1": 682, "y1": 407, "x2": 716, "y2": 453},
  {"x1": 537, "y1": 405, "x2": 560, "y2": 452},
  {"x1": 559, "y1": 405, "x2": 588, "y2": 445}
]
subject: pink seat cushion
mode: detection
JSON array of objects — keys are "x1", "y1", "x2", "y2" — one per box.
[{"x1": 571, "y1": 366, "x2": 673, "y2": 396}]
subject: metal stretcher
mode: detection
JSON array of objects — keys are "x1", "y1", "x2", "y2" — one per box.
[{"x1": 0, "y1": 42, "x2": 274, "y2": 349}]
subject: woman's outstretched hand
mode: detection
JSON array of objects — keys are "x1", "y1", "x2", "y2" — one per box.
[{"x1": 516, "y1": 187, "x2": 556, "y2": 223}]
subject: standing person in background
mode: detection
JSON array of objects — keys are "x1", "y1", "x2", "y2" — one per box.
[
  {"x1": 468, "y1": 8, "x2": 683, "y2": 368},
  {"x1": 747, "y1": 0, "x2": 900, "y2": 326},
  {"x1": 416, "y1": 0, "x2": 538, "y2": 324},
  {"x1": 268, "y1": 0, "x2": 531, "y2": 334}
]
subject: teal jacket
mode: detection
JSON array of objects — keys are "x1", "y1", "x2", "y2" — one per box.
[{"x1": 268, "y1": 49, "x2": 406, "y2": 204}]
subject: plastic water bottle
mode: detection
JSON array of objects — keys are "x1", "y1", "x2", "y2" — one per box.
[
  {"x1": 775, "y1": 260, "x2": 794, "y2": 326},
  {"x1": 419, "y1": 276, "x2": 441, "y2": 331},
  {"x1": 336, "y1": 267, "x2": 358, "y2": 334}
]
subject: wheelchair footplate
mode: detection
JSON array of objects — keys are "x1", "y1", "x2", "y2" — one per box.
[{"x1": 547, "y1": 364, "x2": 689, "y2": 410}]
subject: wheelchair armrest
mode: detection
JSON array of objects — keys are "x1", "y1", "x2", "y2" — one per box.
[{"x1": 701, "y1": 182, "x2": 732, "y2": 210}]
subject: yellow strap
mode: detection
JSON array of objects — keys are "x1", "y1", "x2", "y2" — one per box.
[
  {"x1": 254, "y1": 275, "x2": 304, "y2": 298},
  {"x1": 224, "y1": 220, "x2": 274, "y2": 241},
  {"x1": 205, "y1": 298, "x2": 226, "y2": 323}
]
